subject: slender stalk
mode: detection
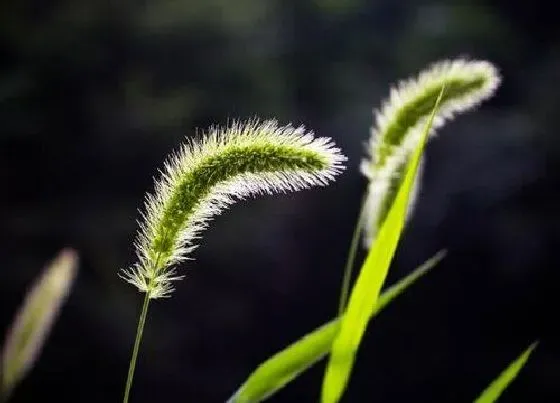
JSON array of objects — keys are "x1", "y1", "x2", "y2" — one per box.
[
  {"x1": 122, "y1": 292, "x2": 151, "y2": 403},
  {"x1": 337, "y1": 194, "x2": 368, "y2": 315}
]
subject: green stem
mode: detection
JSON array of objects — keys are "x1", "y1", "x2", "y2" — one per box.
[
  {"x1": 122, "y1": 292, "x2": 151, "y2": 403},
  {"x1": 337, "y1": 193, "x2": 368, "y2": 315}
]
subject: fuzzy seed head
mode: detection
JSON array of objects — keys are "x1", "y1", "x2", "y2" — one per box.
[
  {"x1": 121, "y1": 119, "x2": 346, "y2": 298},
  {"x1": 1, "y1": 249, "x2": 78, "y2": 398},
  {"x1": 361, "y1": 58, "x2": 501, "y2": 247}
]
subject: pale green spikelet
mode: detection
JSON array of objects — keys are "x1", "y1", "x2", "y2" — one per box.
[
  {"x1": 1, "y1": 249, "x2": 78, "y2": 399},
  {"x1": 120, "y1": 119, "x2": 346, "y2": 299},
  {"x1": 361, "y1": 58, "x2": 501, "y2": 247}
]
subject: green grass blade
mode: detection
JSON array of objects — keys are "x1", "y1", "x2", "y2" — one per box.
[
  {"x1": 371, "y1": 249, "x2": 446, "y2": 312},
  {"x1": 228, "y1": 250, "x2": 446, "y2": 403},
  {"x1": 474, "y1": 342, "x2": 538, "y2": 403},
  {"x1": 320, "y1": 85, "x2": 446, "y2": 403},
  {"x1": 229, "y1": 320, "x2": 339, "y2": 403}
]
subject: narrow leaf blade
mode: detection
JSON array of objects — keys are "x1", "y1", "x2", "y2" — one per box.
[
  {"x1": 321, "y1": 85, "x2": 446, "y2": 403},
  {"x1": 229, "y1": 250, "x2": 446, "y2": 403},
  {"x1": 474, "y1": 342, "x2": 538, "y2": 403}
]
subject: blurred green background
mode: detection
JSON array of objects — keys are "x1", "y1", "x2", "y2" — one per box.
[{"x1": 1, "y1": 0, "x2": 559, "y2": 402}]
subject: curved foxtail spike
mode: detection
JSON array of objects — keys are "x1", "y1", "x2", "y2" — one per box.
[
  {"x1": 120, "y1": 119, "x2": 346, "y2": 299},
  {"x1": 361, "y1": 58, "x2": 501, "y2": 247}
]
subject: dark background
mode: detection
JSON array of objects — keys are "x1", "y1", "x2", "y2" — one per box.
[{"x1": 1, "y1": 0, "x2": 559, "y2": 402}]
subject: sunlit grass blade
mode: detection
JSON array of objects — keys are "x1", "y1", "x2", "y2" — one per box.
[
  {"x1": 474, "y1": 341, "x2": 538, "y2": 403},
  {"x1": 320, "y1": 85, "x2": 446, "y2": 403},
  {"x1": 227, "y1": 250, "x2": 446, "y2": 403},
  {"x1": 228, "y1": 321, "x2": 338, "y2": 403},
  {"x1": 0, "y1": 249, "x2": 78, "y2": 400}
]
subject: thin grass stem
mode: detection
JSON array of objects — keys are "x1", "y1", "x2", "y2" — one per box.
[
  {"x1": 337, "y1": 193, "x2": 368, "y2": 315},
  {"x1": 122, "y1": 292, "x2": 151, "y2": 403}
]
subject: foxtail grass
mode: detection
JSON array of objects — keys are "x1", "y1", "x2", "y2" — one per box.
[
  {"x1": 361, "y1": 59, "x2": 500, "y2": 247},
  {"x1": 120, "y1": 119, "x2": 346, "y2": 402},
  {"x1": 0, "y1": 249, "x2": 78, "y2": 401}
]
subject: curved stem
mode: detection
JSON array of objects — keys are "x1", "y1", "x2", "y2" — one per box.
[
  {"x1": 122, "y1": 293, "x2": 151, "y2": 403},
  {"x1": 337, "y1": 193, "x2": 368, "y2": 315}
]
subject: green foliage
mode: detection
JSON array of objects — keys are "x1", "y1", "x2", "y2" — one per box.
[
  {"x1": 0, "y1": 52, "x2": 527, "y2": 402},
  {"x1": 229, "y1": 250, "x2": 445, "y2": 403},
  {"x1": 320, "y1": 85, "x2": 446, "y2": 403},
  {"x1": 119, "y1": 58, "x2": 510, "y2": 403},
  {"x1": 0, "y1": 0, "x2": 548, "y2": 400}
]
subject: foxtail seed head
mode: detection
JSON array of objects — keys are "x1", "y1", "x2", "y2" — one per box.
[
  {"x1": 121, "y1": 119, "x2": 346, "y2": 298},
  {"x1": 1, "y1": 249, "x2": 78, "y2": 399},
  {"x1": 361, "y1": 58, "x2": 501, "y2": 247}
]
